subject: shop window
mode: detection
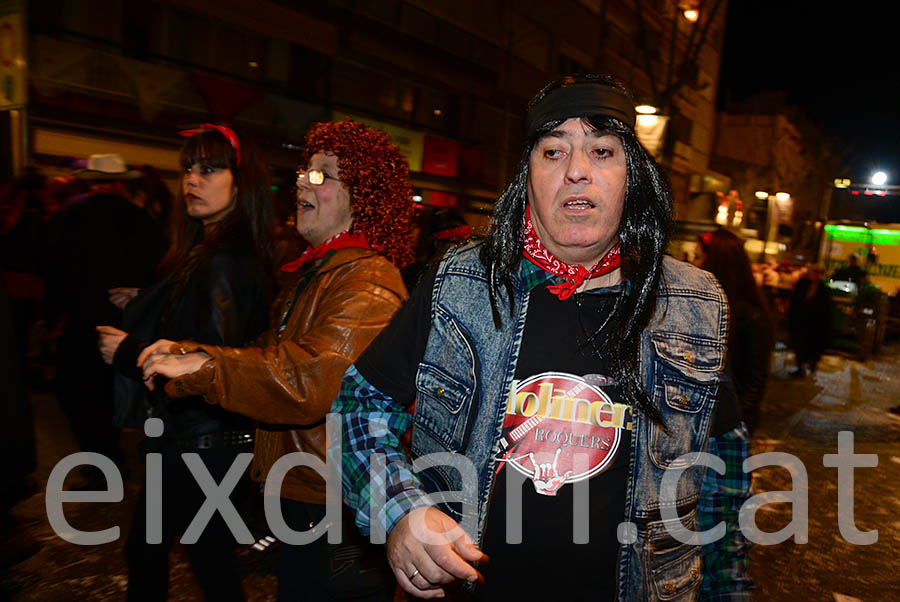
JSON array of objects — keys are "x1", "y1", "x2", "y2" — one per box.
[
  {"x1": 165, "y1": 9, "x2": 213, "y2": 68},
  {"x1": 672, "y1": 112, "x2": 694, "y2": 147},
  {"x1": 558, "y1": 54, "x2": 590, "y2": 76},
  {"x1": 287, "y1": 44, "x2": 330, "y2": 102},
  {"x1": 400, "y1": 4, "x2": 438, "y2": 43}
]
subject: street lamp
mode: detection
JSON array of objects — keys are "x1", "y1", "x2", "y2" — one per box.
[
  {"x1": 634, "y1": 102, "x2": 668, "y2": 158},
  {"x1": 756, "y1": 190, "x2": 791, "y2": 253},
  {"x1": 872, "y1": 171, "x2": 888, "y2": 186}
]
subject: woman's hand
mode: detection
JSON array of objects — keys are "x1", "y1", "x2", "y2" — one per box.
[
  {"x1": 96, "y1": 326, "x2": 128, "y2": 365},
  {"x1": 141, "y1": 350, "x2": 211, "y2": 391},
  {"x1": 108, "y1": 287, "x2": 140, "y2": 310}
]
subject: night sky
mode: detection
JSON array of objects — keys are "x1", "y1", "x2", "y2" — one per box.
[{"x1": 718, "y1": 0, "x2": 900, "y2": 184}]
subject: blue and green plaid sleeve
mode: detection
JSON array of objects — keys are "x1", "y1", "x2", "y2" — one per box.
[
  {"x1": 332, "y1": 364, "x2": 433, "y2": 536},
  {"x1": 698, "y1": 423, "x2": 754, "y2": 601}
]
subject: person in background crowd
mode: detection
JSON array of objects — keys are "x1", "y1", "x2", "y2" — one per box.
[
  {"x1": 129, "y1": 164, "x2": 175, "y2": 228},
  {"x1": 403, "y1": 206, "x2": 474, "y2": 287},
  {"x1": 45, "y1": 154, "x2": 164, "y2": 489},
  {"x1": 696, "y1": 229, "x2": 774, "y2": 433},
  {"x1": 106, "y1": 166, "x2": 178, "y2": 312},
  {"x1": 96, "y1": 125, "x2": 274, "y2": 602},
  {"x1": 866, "y1": 245, "x2": 878, "y2": 267},
  {"x1": 333, "y1": 74, "x2": 752, "y2": 601},
  {"x1": 138, "y1": 119, "x2": 415, "y2": 602},
  {"x1": 0, "y1": 278, "x2": 40, "y2": 568},
  {"x1": 830, "y1": 253, "x2": 867, "y2": 290},
  {"x1": 788, "y1": 263, "x2": 833, "y2": 377}
]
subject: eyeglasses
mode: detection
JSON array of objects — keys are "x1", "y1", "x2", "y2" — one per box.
[{"x1": 296, "y1": 168, "x2": 339, "y2": 187}]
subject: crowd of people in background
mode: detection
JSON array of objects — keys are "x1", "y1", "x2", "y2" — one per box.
[{"x1": 9, "y1": 72, "x2": 887, "y2": 601}]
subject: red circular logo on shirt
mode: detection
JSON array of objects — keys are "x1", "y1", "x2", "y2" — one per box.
[{"x1": 496, "y1": 372, "x2": 627, "y2": 496}]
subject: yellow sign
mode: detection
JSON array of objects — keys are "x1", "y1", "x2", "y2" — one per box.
[
  {"x1": 332, "y1": 111, "x2": 424, "y2": 172},
  {"x1": 0, "y1": 2, "x2": 26, "y2": 110}
]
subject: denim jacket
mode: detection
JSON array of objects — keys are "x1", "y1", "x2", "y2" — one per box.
[{"x1": 335, "y1": 245, "x2": 753, "y2": 601}]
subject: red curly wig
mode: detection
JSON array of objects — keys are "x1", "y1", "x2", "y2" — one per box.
[{"x1": 302, "y1": 119, "x2": 416, "y2": 269}]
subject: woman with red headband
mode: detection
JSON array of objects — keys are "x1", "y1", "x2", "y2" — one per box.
[
  {"x1": 97, "y1": 124, "x2": 273, "y2": 601},
  {"x1": 139, "y1": 119, "x2": 415, "y2": 601}
]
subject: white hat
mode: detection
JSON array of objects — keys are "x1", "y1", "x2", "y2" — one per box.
[{"x1": 74, "y1": 154, "x2": 141, "y2": 180}]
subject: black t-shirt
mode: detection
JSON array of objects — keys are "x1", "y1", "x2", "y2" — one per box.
[{"x1": 356, "y1": 265, "x2": 740, "y2": 601}]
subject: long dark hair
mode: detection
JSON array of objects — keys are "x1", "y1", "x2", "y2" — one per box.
[
  {"x1": 159, "y1": 126, "x2": 274, "y2": 288},
  {"x1": 479, "y1": 74, "x2": 673, "y2": 425},
  {"x1": 699, "y1": 229, "x2": 774, "y2": 349}
]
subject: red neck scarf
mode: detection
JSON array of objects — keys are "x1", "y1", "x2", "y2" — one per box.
[
  {"x1": 281, "y1": 231, "x2": 372, "y2": 273},
  {"x1": 521, "y1": 207, "x2": 621, "y2": 300}
]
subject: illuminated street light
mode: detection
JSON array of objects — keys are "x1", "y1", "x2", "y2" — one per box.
[
  {"x1": 775, "y1": 192, "x2": 790, "y2": 201},
  {"x1": 755, "y1": 190, "x2": 769, "y2": 200},
  {"x1": 683, "y1": 9, "x2": 699, "y2": 21},
  {"x1": 634, "y1": 103, "x2": 667, "y2": 157},
  {"x1": 872, "y1": 171, "x2": 888, "y2": 186}
]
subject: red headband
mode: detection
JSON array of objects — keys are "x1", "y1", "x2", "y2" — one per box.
[
  {"x1": 178, "y1": 123, "x2": 242, "y2": 167},
  {"x1": 700, "y1": 231, "x2": 714, "y2": 247}
]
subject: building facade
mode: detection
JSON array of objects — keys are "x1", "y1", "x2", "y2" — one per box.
[{"x1": 13, "y1": 0, "x2": 730, "y2": 227}]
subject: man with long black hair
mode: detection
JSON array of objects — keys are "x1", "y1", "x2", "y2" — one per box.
[{"x1": 334, "y1": 75, "x2": 753, "y2": 601}]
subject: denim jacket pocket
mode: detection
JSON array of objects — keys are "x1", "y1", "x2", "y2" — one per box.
[
  {"x1": 648, "y1": 331, "x2": 721, "y2": 470},
  {"x1": 645, "y1": 509, "x2": 702, "y2": 601},
  {"x1": 649, "y1": 545, "x2": 701, "y2": 601},
  {"x1": 413, "y1": 306, "x2": 477, "y2": 454}
]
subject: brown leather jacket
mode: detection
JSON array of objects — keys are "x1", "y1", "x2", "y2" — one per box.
[{"x1": 165, "y1": 248, "x2": 407, "y2": 503}]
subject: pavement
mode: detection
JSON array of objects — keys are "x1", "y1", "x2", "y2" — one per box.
[
  {"x1": 3, "y1": 343, "x2": 900, "y2": 601},
  {"x1": 749, "y1": 344, "x2": 900, "y2": 601}
]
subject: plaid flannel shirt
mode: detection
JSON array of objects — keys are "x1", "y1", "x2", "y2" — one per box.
[{"x1": 698, "y1": 423, "x2": 755, "y2": 601}]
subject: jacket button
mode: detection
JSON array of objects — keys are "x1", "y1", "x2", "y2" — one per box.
[
  {"x1": 691, "y1": 567, "x2": 699, "y2": 578},
  {"x1": 175, "y1": 381, "x2": 182, "y2": 387},
  {"x1": 685, "y1": 352, "x2": 694, "y2": 363},
  {"x1": 665, "y1": 583, "x2": 674, "y2": 594},
  {"x1": 436, "y1": 387, "x2": 445, "y2": 397}
]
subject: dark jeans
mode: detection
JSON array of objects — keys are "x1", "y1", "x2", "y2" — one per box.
[
  {"x1": 277, "y1": 499, "x2": 393, "y2": 602},
  {"x1": 125, "y1": 443, "x2": 251, "y2": 602}
]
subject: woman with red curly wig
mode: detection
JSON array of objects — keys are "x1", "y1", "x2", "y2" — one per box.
[{"x1": 138, "y1": 119, "x2": 414, "y2": 601}]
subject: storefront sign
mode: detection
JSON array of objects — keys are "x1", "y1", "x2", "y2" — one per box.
[{"x1": 332, "y1": 111, "x2": 424, "y2": 172}]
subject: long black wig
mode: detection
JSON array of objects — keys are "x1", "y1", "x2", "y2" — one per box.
[{"x1": 478, "y1": 74, "x2": 674, "y2": 426}]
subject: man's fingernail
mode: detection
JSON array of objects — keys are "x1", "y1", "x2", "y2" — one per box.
[{"x1": 467, "y1": 576, "x2": 477, "y2": 583}]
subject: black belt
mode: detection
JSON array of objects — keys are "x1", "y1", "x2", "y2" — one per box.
[{"x1": 177, "y1": 430, "x2": 254, "y2": 450}]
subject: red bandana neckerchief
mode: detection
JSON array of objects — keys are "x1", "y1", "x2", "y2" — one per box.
[
  {"x1": 281, "y1": 231, "x2": 372, "y2": 273},
  {"x1": 521, "y1": 207, "x2": 621, "y2": 300}
]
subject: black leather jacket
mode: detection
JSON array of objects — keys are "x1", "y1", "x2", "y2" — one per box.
[{"x1": 112, "y1": 239, "x2": 268, "y2": 439}]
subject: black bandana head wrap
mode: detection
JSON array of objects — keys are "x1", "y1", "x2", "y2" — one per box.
[{"x1": 526, "y1": 80, "x2": 636, "y2": 137}]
